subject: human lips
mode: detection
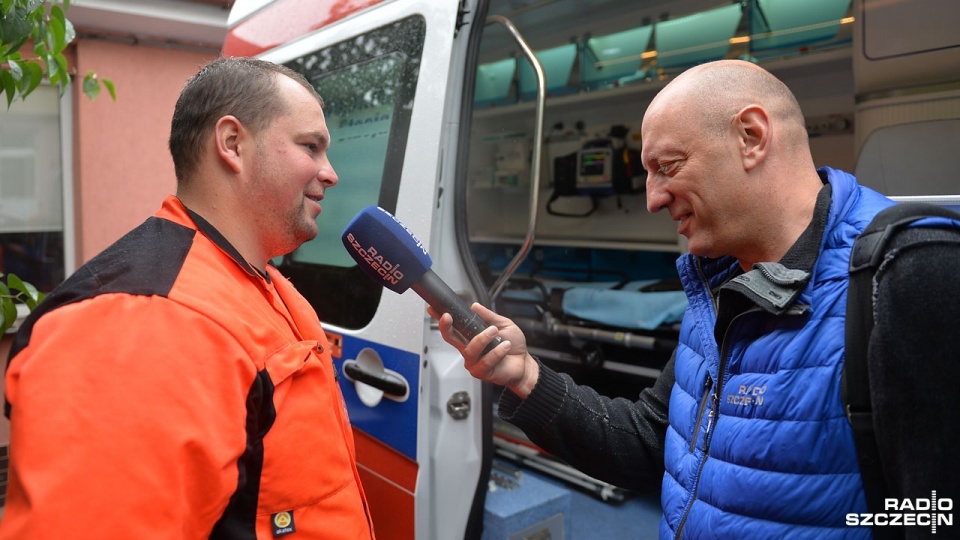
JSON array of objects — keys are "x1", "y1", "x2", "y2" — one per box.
[
  {"x1": 305, "y1": 193, "x2": 323, "y2": 211},
  {"x1": 672, "y1": 211, "x2": 691, "y2": 236}
]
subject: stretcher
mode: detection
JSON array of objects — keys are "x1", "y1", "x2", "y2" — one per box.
[{"x1": 495, "y1": 273, "x2": 684, "y2": 383}]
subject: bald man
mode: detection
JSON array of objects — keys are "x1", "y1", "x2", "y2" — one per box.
[{"x1": 431, "y1": 60, "x2": 953, "y2": 539}]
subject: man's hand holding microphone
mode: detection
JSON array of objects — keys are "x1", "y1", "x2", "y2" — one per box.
[
  {"x1": 341, "y1": 205, "x2": 539, "y2": 398},
  {"x1": 428, "y1": 302, "x2": 539, "y2": 399}
]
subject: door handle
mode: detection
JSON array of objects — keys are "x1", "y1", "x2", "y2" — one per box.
[
  {"x1": 343, "y1": 361, "x2": 408, "y2": 398},
  {"x1": 341, "y1": 347, "x2": 410, "y2": 406}
]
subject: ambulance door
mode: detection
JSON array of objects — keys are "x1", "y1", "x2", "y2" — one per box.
[{"x1": 237, "y1": 1, "x2": 488, "y2": 538}]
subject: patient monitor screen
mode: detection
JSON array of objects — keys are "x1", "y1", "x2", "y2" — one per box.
[{"x1": 577, "y1": 147, "x2": 613, "y2": 188}]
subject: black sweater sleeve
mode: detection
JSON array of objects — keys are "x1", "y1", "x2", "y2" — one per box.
[
  {"x1": 497, "y1": 354, "x2": 674, "y2": 493},
  {"x1": 869, "y1": 239, "x2": 960, "y2": 523}
]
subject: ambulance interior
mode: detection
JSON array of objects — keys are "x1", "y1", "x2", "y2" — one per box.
[{"x1": 458, "y1": 0, "x2": 959, "y2": 526}]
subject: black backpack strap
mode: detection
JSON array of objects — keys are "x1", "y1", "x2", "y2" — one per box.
[
  {"x1": 848, "y1": 202, "x2": 960, "y2": 274},
  {"x1": 845, "y1": 202, "x2": 960, "y2": 528}
]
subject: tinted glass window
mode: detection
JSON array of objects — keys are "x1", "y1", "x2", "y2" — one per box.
[{"x1": 279, "y1": 15, "x2": 425, "y2": 329}]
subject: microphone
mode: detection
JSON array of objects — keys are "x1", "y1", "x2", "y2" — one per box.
[{"x1": 341, "y1": 205, "x2": 504, "y2": 355}]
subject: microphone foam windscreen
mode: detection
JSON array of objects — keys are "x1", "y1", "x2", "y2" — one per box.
[{"x1": 341, "y1": 205, "x2": 433, "y2": 294}]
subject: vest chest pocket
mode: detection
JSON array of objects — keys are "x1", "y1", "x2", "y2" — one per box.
[
  {"x1": 259, "y1": 339, "x2": 356, "y2": 513},
  {"x1": 265, "y1": 340, "x2": 319, "y2": 381}
]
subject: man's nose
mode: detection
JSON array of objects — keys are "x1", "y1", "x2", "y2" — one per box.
[
  {"x1": 319, "y1": 162, "x2": 338, "y2": 187},
  {"x1": 646, "y1": 177, "x2": 669, "y2": 213}
]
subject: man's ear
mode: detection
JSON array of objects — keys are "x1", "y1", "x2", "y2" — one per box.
[
  {"x1": 735, "y1": 105, "x2": 769, "y2": 171},
  {"x1": 214, "y1": 115, "x2": 245, "y2": 174}
]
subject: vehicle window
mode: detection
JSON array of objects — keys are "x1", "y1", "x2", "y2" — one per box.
[
  {"x1": 278, "y1": 15, "x2": 425, "y2": 329},
  {"x1": 855, "y1": 119, "x2": 960, "y2": 196}
]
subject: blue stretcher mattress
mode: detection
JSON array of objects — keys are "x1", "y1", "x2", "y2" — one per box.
[{"x1": 504, "y1": 279, "x2": 687, "y2": 331}]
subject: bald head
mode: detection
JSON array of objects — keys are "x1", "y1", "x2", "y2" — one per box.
[
  {"x1": 648, "y1": 60, "x2": 807, "y2": 143},
  {"x1": 641, "y1": 60, "x2": 825, "y2": 269}
]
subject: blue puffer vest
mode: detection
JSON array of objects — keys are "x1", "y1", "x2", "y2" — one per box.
[{"x1": 660, "y1": 168, "x2": 894, "y2": 539}]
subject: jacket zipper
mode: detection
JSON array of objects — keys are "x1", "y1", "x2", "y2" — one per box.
[{"x1": 674, "y1": 306, "x2": 754, "y2": 539}]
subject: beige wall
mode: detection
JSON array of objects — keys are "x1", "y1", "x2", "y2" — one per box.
[{"x1": 73, "y1": 38, "x2": 219, "y2": 264}]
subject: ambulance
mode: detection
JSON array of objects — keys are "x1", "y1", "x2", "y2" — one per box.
[{"x1": 222, "y1": 0, "x2": 960, "y2": 537}]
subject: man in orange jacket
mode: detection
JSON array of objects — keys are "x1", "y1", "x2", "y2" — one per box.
[{"x1": 2, "y1": 57, "x2": 375, "y2": 539}]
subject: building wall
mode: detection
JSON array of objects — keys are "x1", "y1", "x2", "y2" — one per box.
[{"x1": 72, "y1": 38, "x2": 219, "y2": 264}]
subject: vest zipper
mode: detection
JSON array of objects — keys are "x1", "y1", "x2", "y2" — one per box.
[
  {"x1": 674, "y1": 308, "x2": 752, "y2": 539},
  {"x1": 688, "y1": 374, "x2": 714, "y2": 453},
  {"x1": 674, "y1": 373, "x2": 726, "y2": 539}
]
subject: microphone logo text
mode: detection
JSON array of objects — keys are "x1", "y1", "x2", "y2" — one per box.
[{"x1": 345, "y1": 233, "x2": 405, "y2": 285}]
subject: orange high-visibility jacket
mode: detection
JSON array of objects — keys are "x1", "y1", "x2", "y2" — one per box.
[{"x1": 2, "y1": 196, "x2": 375, "y2": 539}]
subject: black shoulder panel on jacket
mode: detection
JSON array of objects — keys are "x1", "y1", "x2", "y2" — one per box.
[{"x1": 6, "y1": 217, "x2": 196, "y2": 373}]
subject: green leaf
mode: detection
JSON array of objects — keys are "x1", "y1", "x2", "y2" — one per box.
[
  {"x1": 29, "y1": 12, "x2": 44, "y2": 42},
  {"x1": 51, "y1": 4, "x2": 65, "y2": 31},
  {"x1": 32, "y1": 37, "x2": 47, "y2": 58},
  {"x1": 54, "y1": 52, "x2": 68, "y2": 90},
  {"x1": 0, "y1": 34, "x2": 29, "y2": 59},
  {"x1": 7, "y1": 273, "x2": 42, "y2": 309},
  {"x1": 44, "y1": 18, "x2": 58, "y2": 54},
  {"x1": 1, "y1": 68, "x2": 16, "y2": 107},
  {"x1": 17, "y1": 60, "x2": 42, "y2": 98},
  {"x1": 49, "y1": 11, "x2": 66, "y2": 54},
  {"x1": 102, "y1": 77, "x2": 116, "y2": 100},
  {"x1": 0, "y1": 4, "x2": 32, "y2": 45},
  {"x1": 1, "y1": 298, "x2": 16, "y2": 331},
  {"x1": 62, "y1": 15, "x2": 74, "y2": 44},
  {"x1": 83, "y1": 71, "x2": 99, "y2": 99},
  {"x1": 6, "y1": 57, "x2": 21, "y2": 80},
  {"x1": 46, "y1": 54, "x2": 61, "y2": 89},
  {"x1": 3, "y1": 0, "x2": 113, "y2": 104},
  {"x1": 7, "y1": 272, "x2": 26, "y2": 291},
  {"x1": 0, "y1": 299, "x2": 13, "y2": 336},
  {"x1": 44, "y1": 50, "x2": 56, "y2": 77},
  {"x1": 0, "y1": 280, "x2": 15, "y2": 335}
]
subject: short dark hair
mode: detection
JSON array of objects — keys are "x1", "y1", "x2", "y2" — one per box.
[{"x1": 168, "y1": 56, "x2": 323, "y2": 183}]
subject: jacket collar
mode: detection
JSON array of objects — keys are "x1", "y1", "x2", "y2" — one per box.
[
  {"x1": 158, "y1": 195, "x2": 271, "y2": 284},
  {"x1": 701, "y1": 174, "x2": 833, "y2": 344}
]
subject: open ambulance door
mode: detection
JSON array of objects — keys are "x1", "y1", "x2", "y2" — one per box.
[{"x1": 225, "y1": 1, "x2": 496, "y2": 538}]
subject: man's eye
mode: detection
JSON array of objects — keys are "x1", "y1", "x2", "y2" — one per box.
[{"x1": 658, "y1": 161, "x2": 679, "y2": 176}]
